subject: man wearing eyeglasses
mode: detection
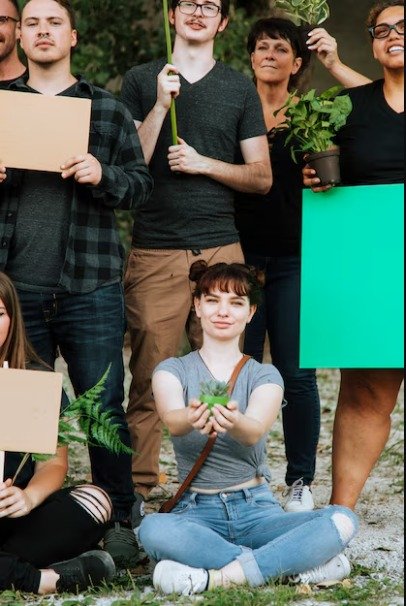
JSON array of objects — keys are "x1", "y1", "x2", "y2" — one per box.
[
  {"x1": 121, "y1": 0, "x2": 272, "y2": 525},
  {"x1": 0, "y1": 0, "x2": 26, "y2": 88}
]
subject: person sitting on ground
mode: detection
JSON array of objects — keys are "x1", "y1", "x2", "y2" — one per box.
[
  {"x1": 138, "y1": 261, "x2": 359, "y2": 596},
  {"x1": 0, "y1": 271, "x2": 115, "y2": 594}
]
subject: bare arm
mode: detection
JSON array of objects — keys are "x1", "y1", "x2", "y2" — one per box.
[
  {"x1": 0, "y1": 164, "x2": 7, "y2": 184},
  {"x1": 167, "y1": 135, "x2": 273, "y2": 195},
  {"x1": 137, "y1": 64, "x2": 181, "y2": 164},
  {"x1": 153, "y1": 370, "x2": 283, "y2": 446},
  {"x1": 307, "y1": 28, "x2": 372, "y2": 88},
  {"x1": 0, "y1": 447, "x2": 68, "y2": 519},
  {"x1": 210, "y1": 384, "x2": 283, "y2": 447},
  {"x1": 152, "y1": 370, "x2": 213, "y2": 437}
]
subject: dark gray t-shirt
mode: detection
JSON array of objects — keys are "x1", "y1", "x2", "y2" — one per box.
[
  {"x1": 121, "y1": 59, "x2": 266, "y2": 249},
  {"x1": 154, "y1": 351, "x2": 284, "y2": 489},
  {"x1": 6, "y1": 171, "x2": 72, "y2": 291}
]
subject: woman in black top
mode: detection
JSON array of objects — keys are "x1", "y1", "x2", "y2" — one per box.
[
  {"x1": 0, "y1": 272, "x2": 115, "y2": 594},
  {"x1": 304, "y1": 0, "x2": 404, "y2": 509},
  {"x1": 234, "y1": 18, "x2": 367, "y2": 511}
]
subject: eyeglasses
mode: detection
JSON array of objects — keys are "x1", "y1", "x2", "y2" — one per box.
[
  {"x1": 0, "y1": 16, "x2": 18, "y2": 25},
  {"x1": 177, "y1": 1, "x2": 221, "y2": 18},
  {"x1": 368, "y1": 19, "x2": 404, "y2": 39}
]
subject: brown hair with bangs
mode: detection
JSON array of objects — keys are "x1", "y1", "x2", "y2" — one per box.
[
  {"x1": 0, "y1": 272, "x2": 43, "y2": 369},
  {"x1": 190, "y1": 261, "x2": 264, "y2": 306}
]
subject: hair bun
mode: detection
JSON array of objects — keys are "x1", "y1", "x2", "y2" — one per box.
[{"x1": 189, "y1": 260, "x2": 209, "y2": 283}]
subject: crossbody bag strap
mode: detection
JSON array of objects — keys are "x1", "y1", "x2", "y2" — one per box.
[{"x1": 159, "y1": 354, "x2": 251, "y2": 514}]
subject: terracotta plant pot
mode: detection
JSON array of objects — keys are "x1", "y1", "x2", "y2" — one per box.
[{"x1": 307, "y1": 149, "x2": 341, "y2": 187}]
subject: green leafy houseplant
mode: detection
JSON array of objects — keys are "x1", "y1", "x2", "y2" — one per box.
[
  {"x1": 274, "y1": 0, "x2": 330, "y2": 26},
  {"x1": 199, "y1": 380, "x2": 230, "y2": 411},
  {"x1": 13, "y1": 368, "x2": 132, "y2": 482},
  {"x1": 275, "y1": 85, "x2": 353, "y2": 186}
]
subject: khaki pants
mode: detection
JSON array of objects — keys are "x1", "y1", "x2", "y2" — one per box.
[{"x1": 124, "y1": 243, "x2": 244, "y2": 497}]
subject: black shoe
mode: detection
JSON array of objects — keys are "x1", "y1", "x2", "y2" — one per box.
[
  {"x1": 131, "y1": 492, "x2": 145, "y2": 529},
  {"x1": 52, "y1": 550, "x2": 116, "y2": 593},
  {"x1": 103, "y1": 522, "x2": 139, "y2": 569}
]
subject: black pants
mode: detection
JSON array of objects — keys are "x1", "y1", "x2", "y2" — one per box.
[
  {"x1": 0, "y1": 488, "x2": 107, "y2": 593},
  {"x1": 243, "y1": 253, "x2": 321, "y2": 486}
]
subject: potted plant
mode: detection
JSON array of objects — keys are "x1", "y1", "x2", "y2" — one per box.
[
  {"x1": 275, "y1": 85, "x2": 353, "y2": 186},
  {"x1": 274, "y1": 0, "x2": 330, "y2": 27},
  {"x1": 199, "y1": 380, "x2": 230, "y2": 412},
  {"x1": 274, "y1": 0, "x2": 330, "y2": 47}
]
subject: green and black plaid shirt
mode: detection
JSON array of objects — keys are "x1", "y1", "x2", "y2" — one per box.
[{"x1": 0, "y1": 76, "x2": 153, "y2": 293}]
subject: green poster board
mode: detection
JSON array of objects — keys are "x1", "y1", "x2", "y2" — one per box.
[{"x1": 300, "y1": 184, "x2": 404, "y2": 369}]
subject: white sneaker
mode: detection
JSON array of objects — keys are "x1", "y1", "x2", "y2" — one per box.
[
  {"x1": 291, "y1": 553, "x2": 351, "y2": 585},
  {"x1": 284, "y1": 479, "x2": 315, "y2": 512},
  {"x1": 153, "y1": 560, "x2": 208, "y2": 595}
]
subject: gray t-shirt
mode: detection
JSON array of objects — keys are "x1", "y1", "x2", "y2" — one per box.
[
  {"x1": 154, "y1": 351, "x2": 284, "y2": 489},
  {"x1": 121, "y1": 59, "x2": 267, "y2": 250},
  {"x1": 6, "y1": 171, "x2": 72, "y2": 292}
]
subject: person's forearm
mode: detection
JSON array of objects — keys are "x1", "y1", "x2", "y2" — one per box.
[
  {"x1": 198, "y1": 157, "x2": 272, "y2": 195},
  {"x1": 228, "y1": 415, "x2": 265, "y2": 447},
  {"x1": 24, "y1": 461, "x2": 67, "y2": 510},
  {"x1": 163, "y1": 409, "x2": 194, "y2": 437},
  {"x1": 138, "y1": 104, "x2": 169, "y2": 164},
  {"x1": 328, "y1": 61, "x2": 371, "y2": 88}
]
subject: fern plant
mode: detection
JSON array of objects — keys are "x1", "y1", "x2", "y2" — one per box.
[
  {"x1": 274, "y1": 0, "x2": 330, "y2": 26},
  {"x1": 13, "y1": 367, "x2": 132, "y2": 482}
]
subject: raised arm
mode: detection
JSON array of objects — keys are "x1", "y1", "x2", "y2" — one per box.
[
  {"x1": 167, "y1": 134, "x2": 273, "y2": 195},
  {"x1": 307, "y1": 28, "x2": 372, "y2": 88},
  {"x1": 137, "y1": 64, "x2": 181, "y2": 165}
]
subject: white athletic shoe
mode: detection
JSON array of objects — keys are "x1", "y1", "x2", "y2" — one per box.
[
  {"x1": 284, "y1": 479, "x2": 315, "y2": 512},
  {"x1": 153, "y1": 560, "x2": 209, "y2": 596},
  {"x1": 291, "y1": 553, "x2": 351, "y2": 585}
]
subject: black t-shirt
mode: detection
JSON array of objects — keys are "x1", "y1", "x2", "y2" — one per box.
[
  {"x1": 235, "y1": 129, "x2": 304, "y2": 257},
  {"x1": 336, "y1": 80, "x2": 404, "y2": 185},
  {"x1": 0, "y1": 71, "x2": 27, "y2": 90},
  {"x1": 121, "y1": 59, "x2": 266, "y2": 249}
]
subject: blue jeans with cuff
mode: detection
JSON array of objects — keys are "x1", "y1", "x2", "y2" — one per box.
[{"x1": 140, "y1": 485, "x2": 358, "y2": 587}]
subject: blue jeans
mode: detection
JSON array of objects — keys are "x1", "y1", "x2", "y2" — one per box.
[
  {"x1": 140, "y1": 485, "x2": 359, "y2": 587},
  {"x1": 17, "y1": 283, "x2": 134, "y2": 522},
  {"x1": 243, "y1": 253, "x2": 320, "y2": 486}
]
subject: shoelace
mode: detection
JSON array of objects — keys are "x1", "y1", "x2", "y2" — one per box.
[{"x1": 284, "y1": 478, "x2": 305, "y2": 502}]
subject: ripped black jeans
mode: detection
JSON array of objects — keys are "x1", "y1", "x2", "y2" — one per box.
[{"x1": 0, "y1": 487, "x2": 109, "y2": 593}]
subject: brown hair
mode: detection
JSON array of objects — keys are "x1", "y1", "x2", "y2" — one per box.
[
  {"x1": 22, "y1": 0, "x2": 76, "y2": 29},
  {"x1": 190, "y1": 261, "x2": 264, "y2": 306},
  {"x1": 0, "y1": 272, "x2": 42, "y2": 369},
  {"x1": 367, "y1": 0, "x2": 404, "y2": 28}
]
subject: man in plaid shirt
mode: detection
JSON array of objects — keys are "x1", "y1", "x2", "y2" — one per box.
[{"x1": 0, "y1": 0, "x2": 153, "y2": 567}]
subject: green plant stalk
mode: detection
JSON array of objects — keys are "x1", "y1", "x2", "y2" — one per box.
[{"x1": 162, "y1": 0, "x2": 178, "y2": 145}]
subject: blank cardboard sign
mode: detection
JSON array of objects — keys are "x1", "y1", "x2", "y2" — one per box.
[
  {"x1": 0, "y1": 90, "x2": 91, "y2": 172},
  {"x1": 0, "y1": 368, "x2": 62, "y2": 454}
]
